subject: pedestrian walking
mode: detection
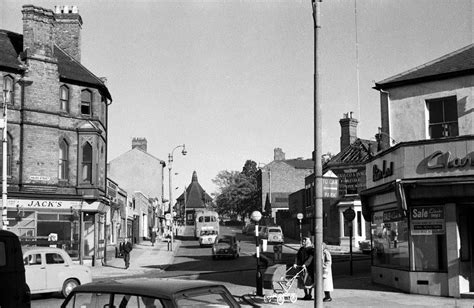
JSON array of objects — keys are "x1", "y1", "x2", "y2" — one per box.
[
  {"x1": 123, "y1": 239, "x2": 133, "y2": 269},
  {"x1": 293, "y1": 237, "x2": 314, "y2": 300},
  {"x1": 322, "y1": 242, "x2": 333, "y2": 302},
  {"x1": 151, "y1": 228, "x2": 157, "y2": 247}
]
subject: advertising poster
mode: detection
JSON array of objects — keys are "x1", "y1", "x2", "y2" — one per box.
[{"x1": 410, "y1": 206, "x2": 445, "y2": 235}]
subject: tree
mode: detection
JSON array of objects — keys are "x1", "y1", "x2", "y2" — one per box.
[{"x1": 212, "y1": 160, "x2": 260, "y2": 220}]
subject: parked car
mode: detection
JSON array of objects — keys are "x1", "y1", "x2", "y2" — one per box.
[
  {"x1": 212, "y1": 235, "x2": 240, "y2": 259},
  {"x1": 358, "y1": 240, "x2": 372, "y2": 254},
  {"x1": 242, "y1": 223, "x2": 256, "y2": 235},
  {"x1": 23, "y1": 247, "x2": 92, "y2": 297},
  {"x1": 61, "y1": 278, "x2": 241, "y2": 308},
  {"x1": 198, "y1": 228, "x2": 218, "y2": 247},
  {"x1": 264, "y1": 226, "x2": 284, "y2": 244},
  {"x1": 0, "y1": 230, "x2": 31, "y2": 308}
]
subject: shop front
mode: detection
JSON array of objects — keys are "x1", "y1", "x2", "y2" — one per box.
[
  {"x1": 361, "y1": 136, "x2": 474, "y2": 298},
  {"x1": 4, "y1": 197, "x2": 108, "y2": 265}
]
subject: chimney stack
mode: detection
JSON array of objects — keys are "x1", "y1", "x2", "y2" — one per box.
[
  {"x1": 54, "y1": 5, "x2": 82, "y2": 62},
  {"x1": 132, "y1": 138, "x2": 147, "y2": 152},
  {"x1": 339, "y1": 112, "x2": 358, "y2": 151},
  {"x1": 22, "y1": 5, "x2": 56, "y2": 58},
  {"x1": 274, "y1": 148, "x2": 285, "y2": 161}
]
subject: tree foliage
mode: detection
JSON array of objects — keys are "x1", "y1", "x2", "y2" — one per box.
[{"x1": 212, "y1": 160, "x2": 260, "y2": 220}]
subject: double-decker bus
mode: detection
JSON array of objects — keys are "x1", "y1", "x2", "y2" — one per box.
[{"x1": 194, "y1": 210, "x2": 219, "y2": 238}]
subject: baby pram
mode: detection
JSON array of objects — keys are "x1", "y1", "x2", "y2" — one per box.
[{"x1": 263, "y1": 266, "x2": 306, "y2": 305}]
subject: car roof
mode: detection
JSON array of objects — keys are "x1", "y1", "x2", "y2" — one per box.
[
  {"x1": 22, "y1": 247, "x2": 66, "y2": 254},
  {"x1": 71, "y1": 279, "x2": 229, "y2": 299}
]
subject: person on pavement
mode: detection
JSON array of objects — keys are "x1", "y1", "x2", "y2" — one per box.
[
  {"x1": 293, "y1": 237, "x2": 315, "y2": 300},
  {"x1": 322, "y1": 242, "x2": 333, "y2": 302},
  {"x1": 151, "y1": 228, "x2": 157, "y2": 247},
  {"x1": 123, "y1": 239, "x2": 133, "y2": 269}
]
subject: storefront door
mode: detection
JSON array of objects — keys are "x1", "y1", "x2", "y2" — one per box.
[{"x1": 459, "y1": 207, "x2": 474, "y2": 292}]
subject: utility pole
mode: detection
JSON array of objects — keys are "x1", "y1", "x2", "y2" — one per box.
[{"x1": 312, "y1": 1, "x2": 323, "y2": 307}]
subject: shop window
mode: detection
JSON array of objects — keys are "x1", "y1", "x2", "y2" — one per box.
[
  {"x1": 59, "y1": 139, "x2": 69, "y2": 180},
  {"x1": 81, "y1": 89, "x2": 92, "y2": 116},
  {"x1": 60, "y1": 85, "x2": 69, "y2": 112},
  {"x1": 81, "y1": 142, "x2": 92, "y2": 183},
  {"x1": 412, "y1": 234, "x2": 447, "y2": 271},
  {"x1": 372, "y1": 210, "x2": 409, "y2": 270},
  {"x1": 0, "y1": 133, "x2": 13, "y2": 177},
  {"x1": 427, "y1": 96, "x2": 458, "y2": 139},
  {"x1": 3, "y1": 75, "x2": 14, "y2": 105}
]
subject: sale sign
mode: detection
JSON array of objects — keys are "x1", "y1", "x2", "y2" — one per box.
[{"x1": 410, "y1": 206, "x2": 445, "y2": 235}]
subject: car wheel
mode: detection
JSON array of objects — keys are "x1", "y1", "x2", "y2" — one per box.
[{"x1": 62, "y1": 278, "x2": 79, "y2": 298}]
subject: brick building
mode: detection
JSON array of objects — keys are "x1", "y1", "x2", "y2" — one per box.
[
  {"x1": 107, "y1": 138, "x2": 166, "y2": 243},
  {"x1": 258, "y1": 148, "x2": 313, "y2": 220},
  {"x1": 0, "y1": 5, "x2": 112, "y2": 264}
]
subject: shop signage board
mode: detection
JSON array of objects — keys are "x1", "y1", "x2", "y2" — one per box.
[
  {"x1": 410, "y1": 205, "x2": 445, "y2": 235},
  {"x1": 322, "y1": 170, "x2": 339, "y2": 198},
  {"x1": 365, "y1": 138, "x2": 474, "y2": 190}
]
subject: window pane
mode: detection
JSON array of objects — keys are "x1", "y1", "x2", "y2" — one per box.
[
  {"x1": 46, "y1": 253, "x2": 64, "y2": 264},
  {"x1": 81, "y1": 90, "x2": 91, "y2": 102},
  {"x1": 372, "y1": 211, "x2": 409, "y2": 270},
  {"x1": 428, "y1": 101, "x2": 443, "y2": 123},
  {"x1": 413, "y1": 234, "x2": 447, "y2": 271},
  {"x1": 0, "y1": 242, "x2": 5, "y2": 266},
  {"x1": 429, "y1": 124, "x2": 444, "y2": 139},
  {"x1": 444, "y1": 98, "x2": 458, "y2": 121}
]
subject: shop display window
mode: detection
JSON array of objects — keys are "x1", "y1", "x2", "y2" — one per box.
[
  {"x1": 372, "y1": 210, "x2": 409, "y2": 270},
  {"x1": 412, "y1": 234, "x2": 447, "y2": 271}
]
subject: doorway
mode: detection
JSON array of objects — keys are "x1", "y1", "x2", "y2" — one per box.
[{"x1": 459, "y1": 207, "x2": 474, "y2": 292}]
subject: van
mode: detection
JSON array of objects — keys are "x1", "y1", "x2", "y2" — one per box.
[{"x1": 0, "y1": 230, "x2": 31, "y2": 308}]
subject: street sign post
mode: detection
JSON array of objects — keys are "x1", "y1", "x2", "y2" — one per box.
[{"x1": 343, "y1": 208, "x2": 356, "y2": 275}]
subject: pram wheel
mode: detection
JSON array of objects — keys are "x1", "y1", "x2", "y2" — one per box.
[
  {"x1": 276, "y1": 294, "x2": 285, "y2": 305},
  {"x1": 289, "y1": 293, "x2": 297, "y2": 303},
  {"x1": 263, "y1": 295, "x2": 269, "y2": 303}
]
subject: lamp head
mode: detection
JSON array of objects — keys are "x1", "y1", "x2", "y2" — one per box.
[{"x1": 181, "y1": 144, "x2": 187, "y2": 156}]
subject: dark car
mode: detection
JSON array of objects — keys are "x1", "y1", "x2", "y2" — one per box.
[
  {"x1": 212, "y1": 235, "x2": 240, "y2": 259},
  {"x1": 61, "y1": 278, "x2": 240, "y2": 308},
  {"x1": 0, "y1": 230, "x2": 31, "y2": 308}
]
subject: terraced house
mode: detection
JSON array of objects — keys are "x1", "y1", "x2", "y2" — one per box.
[{"x1": 0, "y1": 5, "x2": 112, "y2": 264}]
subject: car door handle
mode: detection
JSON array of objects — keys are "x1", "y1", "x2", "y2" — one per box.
[{"x1": 40, "y1": 266, "x2": 46, "y2": 269}]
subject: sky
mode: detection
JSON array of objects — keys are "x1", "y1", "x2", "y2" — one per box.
[{"x1": 1, "y1": 0, "x2": 472, "y2": 202}]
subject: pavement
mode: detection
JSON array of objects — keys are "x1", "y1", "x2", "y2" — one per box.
[{"x1": 87, "y1": 233, "x2": 474, "y2": 308}]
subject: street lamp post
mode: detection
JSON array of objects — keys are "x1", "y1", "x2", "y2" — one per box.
[
  {"x1": 168, "y1": 144, "x2": 187, "y2": 251},
  {"x1": 312, "y1": 1, "x2": 324, "y2": 307},
  {"x1": 297, "y1": 212, "x2": 304, "y2": 246},
  {"x1": 1, "y1": 76, "x2": 32, "y2": 230},
  {"x1": 1, "y1": 89, "x2": 10, "y2": 230},
  {"x1": 251, "y1": 210, "x2": 263, "y2": 296}
]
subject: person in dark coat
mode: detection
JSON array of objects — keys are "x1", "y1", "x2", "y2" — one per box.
[
  {"x1": 123, "y1": 239, "x2": 133, "y2": 269},
  {"x1": 293, "y1": 237, "x2": 315, "y2": 300},
  {"x1": 151, "y1": 228, "x2": 157, "y2": 247}
]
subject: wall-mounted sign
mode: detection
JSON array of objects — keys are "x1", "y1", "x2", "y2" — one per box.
[
  {"x1": 372, "y1": 160, "x2": 394, "y2": 182},
  {"x1": 410, "y1": 206, "x2": 445, "y2": 235},
  {"x1": 424, "y1": 150, "x2": 474, "y2": 170},
  {"x1": 29, "y1": 175, "x2": 50, "y2": 181}
]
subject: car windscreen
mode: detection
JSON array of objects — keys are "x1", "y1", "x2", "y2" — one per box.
[{"x1": 268, "y1": 229, "x2": 281, "y2": 233}]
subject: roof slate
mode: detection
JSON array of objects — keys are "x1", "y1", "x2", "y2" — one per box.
[
  {"x1": 375, "y1": 44, "x2": 474, "y2": 89},
  {"x1": 284, "y1": 158, "x2": 314, "y2": 169},
  {"x1": 324, "y1": 139, "x2": 376, "y2": 168}
]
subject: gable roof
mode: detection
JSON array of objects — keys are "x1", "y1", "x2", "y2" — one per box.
[
  {"x1": 0, "y1": 29, "x2": 111, "y2": 100},
  {"x1": 324, "y1": 138, "x2": 376, "y2": 168},
  {"x1": 374, "y1": 44, "x2": 474, "y2": 90},
  {"x1": 283, "y1": 158, "x2": 314, "y2": 169},
  {"x1": 109, "y1": 147, "x2": 166, "y2": 165},
  {"x1": 177, "y1": 171, "x2": 212, "y2": 208}
]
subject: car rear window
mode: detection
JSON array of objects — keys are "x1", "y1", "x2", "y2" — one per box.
[
  {"x1": 63, "y1": 292, "x2": 165, "y2": 308},
  {"x1": 176, "y1": 290, "x2": 233, "y2": 307},
  {"x1": 269, "y1": 229, "x2": 280, "y2": 233}
]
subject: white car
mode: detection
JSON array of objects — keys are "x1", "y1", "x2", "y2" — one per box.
[
  {"x1": 23, "y1": 247, "x2": 92, "y2": 297},
  {"x1": 199, "y1": 229, "x2": 218, "y2": 247},
  {"x1": 261, "y1": 226, "x2": 284, "y2": 243}
]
